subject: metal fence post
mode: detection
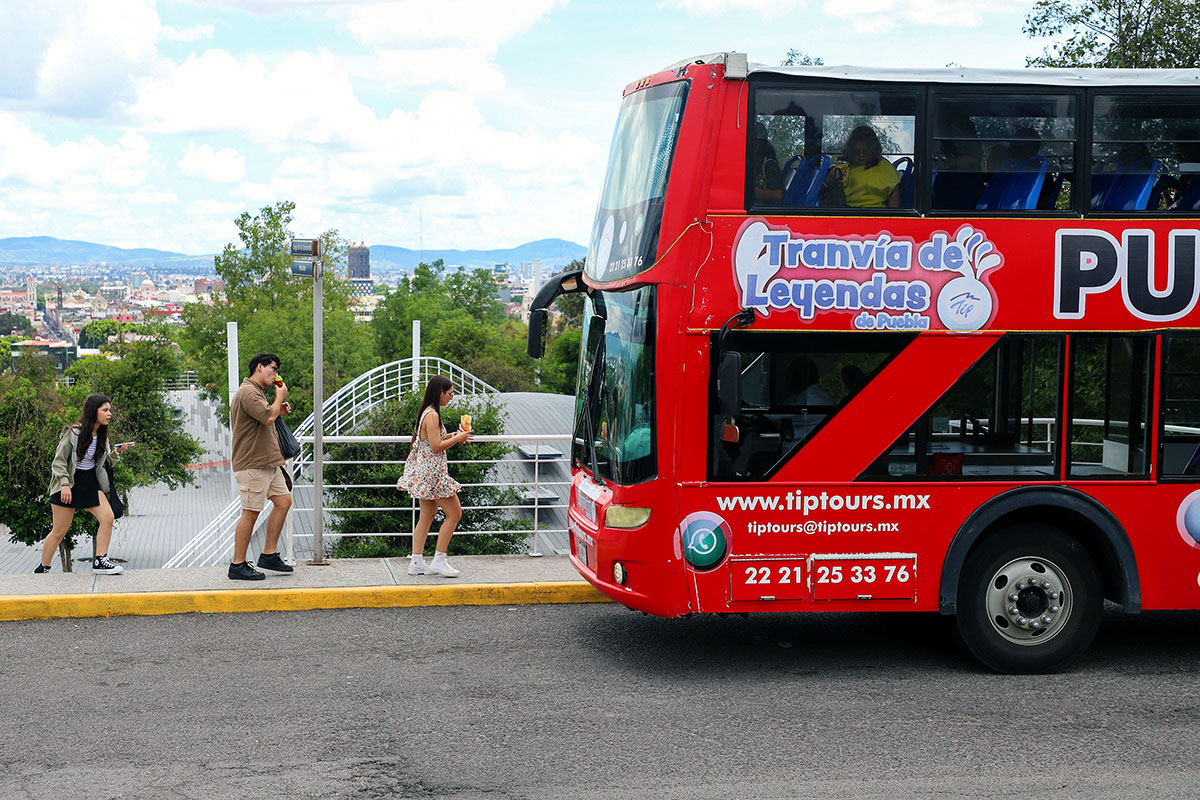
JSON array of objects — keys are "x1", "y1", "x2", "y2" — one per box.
[{"x1": 529, "y1": 447, "x2": 543, "y2": 557}]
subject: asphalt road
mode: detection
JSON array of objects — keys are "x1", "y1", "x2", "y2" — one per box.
[{"x1": 2, "y1": 604, "x2": 1199, "y2": 799}]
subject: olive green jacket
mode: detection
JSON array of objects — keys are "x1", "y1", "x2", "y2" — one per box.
[{"x1": 47, "y1": 426, "x2": 116, "y2": 497}]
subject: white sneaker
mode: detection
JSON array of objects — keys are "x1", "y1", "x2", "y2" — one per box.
[
  {"x1": 407, "y1": 556, "x2": 429, "y2": 575},
  {"x1": 427, "y1": 555, "x2": 460, "y2": 578}
]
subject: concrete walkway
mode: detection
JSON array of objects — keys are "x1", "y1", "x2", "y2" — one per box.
[{"x1": 0, "y1": 555, "x2": 608, "y2": 622}]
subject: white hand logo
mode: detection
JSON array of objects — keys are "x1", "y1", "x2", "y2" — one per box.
[{"x1": 734, "y1": 221, "x2": 780, "y2": 316}]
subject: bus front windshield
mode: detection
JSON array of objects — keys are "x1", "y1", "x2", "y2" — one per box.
[
  {"x1": 575, "y1": 287, "x2": 656, "y2": 485},
  {"x1": 585, "y1": 81, "x2": 688, "y2": 285}
]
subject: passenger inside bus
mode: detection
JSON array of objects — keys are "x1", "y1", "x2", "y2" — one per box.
[
  {"x1": 778, "y1": 357, "x2": 834, "y2": 406},
  {"x1": 826, "y1": 125, "x2": 901, "y2": 208},
  {"x1": 752, "y1": 122, "x2": 784, "y2": 204}
]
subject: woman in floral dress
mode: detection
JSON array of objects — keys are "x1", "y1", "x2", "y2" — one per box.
[{"x1": 396, "y1": 375, "x2": 472, "y2": 576}]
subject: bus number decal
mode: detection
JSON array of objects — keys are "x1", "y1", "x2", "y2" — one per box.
[
  {"x1": 809, "y1": 555, "x2": 917, "y2": 602},
  {"x1": 729, "y1": 559, "x2": 806, "y2": 602}
]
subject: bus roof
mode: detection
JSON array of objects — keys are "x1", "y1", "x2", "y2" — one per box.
[{"x1": 666, "y1": 52, "x2": 1200, "y2": 88}]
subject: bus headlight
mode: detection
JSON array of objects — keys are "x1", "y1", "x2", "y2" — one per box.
[
  {"x1": 605, "y1": 505, "x2": 652, "y2": 529},
  {"x1": 613, "y1": 561, "x2": 627, "y2": 585}
]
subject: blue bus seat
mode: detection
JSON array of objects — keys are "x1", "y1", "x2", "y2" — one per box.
[
  {"x1": 1090, "y1": 168, "x2": 1119, "y2": 209},
  {"x1": 1148, "y1": 176, "x2": 1168, "y2": 211},
  {"x1": 780, "y1": 155, "x2": 803, "y2": 192},
  {"x1": 893, "y1": 157, "x2": 914, "y2": 206},
  {"x1": 783, "y1": 154, "x2": 831, "y2": 207},
  {"x1": 977, "y1": 157, "x2": 1047, "y2": 210},
  {"x1": 1102, "y1": 158, "x2": 1161, "y2": 211}
]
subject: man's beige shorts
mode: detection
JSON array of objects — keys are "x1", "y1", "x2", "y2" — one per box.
[{"x1": 235, "y1": 467, "x2": 290, "y2": 512}]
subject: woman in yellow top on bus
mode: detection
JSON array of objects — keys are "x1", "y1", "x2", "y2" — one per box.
[{"x1": 833, "y1": 125, "x2": 901, "y2": 208}]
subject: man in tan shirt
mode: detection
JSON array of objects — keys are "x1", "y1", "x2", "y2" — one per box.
[{"x1": 228, "y1": 352, "x2": 294, "y2": 580}]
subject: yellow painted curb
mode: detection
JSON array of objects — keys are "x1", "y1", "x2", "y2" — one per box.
[{"x1": 0, "y1": 581, "x2": 611, "y2": 622}]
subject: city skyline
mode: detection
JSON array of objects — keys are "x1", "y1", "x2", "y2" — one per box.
[{"x1": 3, "y1": 1, "x2": 1039, "y2": 255}]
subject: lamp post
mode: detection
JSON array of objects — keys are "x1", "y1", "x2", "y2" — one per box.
[{"x1": 291, "y1": 239, "x2": 327, "y2": 564}]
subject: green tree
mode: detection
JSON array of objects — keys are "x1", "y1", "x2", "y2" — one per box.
[
  {"x1": 0, "y1": 311, "x2": 33, "y2": 337},
  {"x1": 541, "y1": 328, "x2": 581, "y2": 395},
  {"x1": 78, "y1": 319, "x2": 132, "y2": 349},
  {"x1": 177, "y1": 201, "x2": 374, "y2": 424},
  {"x1": 0, "y1": 355, "x2": 75, "y2": 560},
  {"x1": 1025, "y1": 0, "x2": 1200, "y2": 68},
  {"x1": 327, "y1": 392, "x2": 528, "y2": 557},
  {"x1": 371, "y1": 260, "x2": 537, "y2": 391},
  {"x1": 0, "y1": 332, "x2": 204, "y2": 569},
  {"x1": 782, "y1": 49, "x2": 824, "y2": 66}
]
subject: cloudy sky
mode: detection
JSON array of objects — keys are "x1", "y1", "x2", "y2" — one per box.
[{"x1": 1, "y1": 0, "x2": 1041, "y2": 255}]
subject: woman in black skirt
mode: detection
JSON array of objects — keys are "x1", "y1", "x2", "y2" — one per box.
[{"x1": 38, "y1": 394, "x2": 132, "y2": 574}]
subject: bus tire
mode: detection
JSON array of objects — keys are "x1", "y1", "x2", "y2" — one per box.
[{"x1": 955, "y1": 525, "x2": 1102, "y2": 674}]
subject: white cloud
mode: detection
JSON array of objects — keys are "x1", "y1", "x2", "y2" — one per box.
[
  {"x1": 0, "y1": 115, "x2": 152, "y2": 189},
  {"x1": 663, "y1": 0, "x2": 804, "y2": 17},
  {"x1": 345, "y1": 0, "x2": 565, "y2": 49},
  {"x1": 821, "y1": 0, "x2": 996, "y2": 30},
  {"x1": 0, "y1": 0, "x2": 160, "y2": 116},
  {"x1": 344, "y1": 0, "x2": 566, "y2": 90},
  {"x1": 161, "y1": 24, "x2": 216, "y2": 42},
  {"x1": 668, "y1": 0, "x2": 1028, "y2": 27},
  {"x1": 179, "y1": 142, "x2": 247, "y2": 182},
  {"x1": 229, "y1": 89, "x2": 602, "y2": 249},
  {"x1": 126, "y1": 186, "x2": 180, "y2": 205},
  {"x1": 130, "y1": 48, "x2": 379, "y2": 148}
]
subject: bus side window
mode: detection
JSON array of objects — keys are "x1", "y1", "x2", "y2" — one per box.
[
  {"x1": 862, "y1": 335, "x2": 1062, "y2": 480},
  {"x1": 750, "y1": 87, "x2": 917, "y2": 211},
  {"x1": 1068, "y1": 335, "x2": 1153, "y2": 477},
  {"x1": 1159, "y1": 334, "x2": 1200, "y2": 478},
  {"x1": 712, "y1": 332, "x2": 911, "y2": 481},
  {"x1": 931, "y1": 93, "x2": 1075, "y2": 213},
  {"x1": 1092, "y1": 94, "x2": 1200, "y2": 213}
]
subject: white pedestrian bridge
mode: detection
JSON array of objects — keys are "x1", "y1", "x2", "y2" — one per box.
[{"x1": 0, "y1": 358, "x2": 573, "y2": 574}]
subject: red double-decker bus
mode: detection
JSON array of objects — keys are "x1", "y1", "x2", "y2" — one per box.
[{"x1": 528, "y1": 53, "x2": 1200, "y2": 672}]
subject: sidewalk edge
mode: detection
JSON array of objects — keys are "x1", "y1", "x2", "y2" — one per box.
[{"x1": 0, "y1": 581, "x2": 610, "y2": 622}]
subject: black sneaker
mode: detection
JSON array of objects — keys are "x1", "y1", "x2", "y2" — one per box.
[
  {"x1": 33, "y1": 564, "x2": 51, "y2": 574},
  {"x1": 92, "y1": 555, "x2": 124, "y2": 574},
  {"x1": 256, "y1": 552, "x2": 294, "y2": 573},
  {"x1": 228, "y1": 561, "x2": 265, "y2": 581}
]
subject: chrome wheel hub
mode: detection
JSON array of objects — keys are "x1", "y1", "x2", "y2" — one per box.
[{"x1": 984, "y1": 556, "x2": 1073, "y2": 646}]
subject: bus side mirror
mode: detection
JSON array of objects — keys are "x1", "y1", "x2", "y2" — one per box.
[
  {"x1": 527, "y1": 309, "x2": 548, "y2": 359},
  {"x1": 718, "y1": 351, "x2": 742, "y2": 417}
]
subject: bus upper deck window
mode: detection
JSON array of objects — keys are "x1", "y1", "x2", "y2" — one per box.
[
  {"x1": 750, "y1": 86, "x2": 917, "y2": 212},
  {"x1": 931, "y1": 93, "x2": 1075, "y2": 213},
  {"x1": 1092, "y1": 94, "x2": 1200, "y2": 213}
]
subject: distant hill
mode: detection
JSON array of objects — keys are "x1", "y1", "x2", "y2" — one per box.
[
  {"x1": 368, "y1": 238, "x2": 586, "y2": 270},
  {"x1": 0, "y1": 235, "x2": 586, "y2": 271},
  {"x1": 0, "y1": 236, "x2": 213, "y2": 268}
]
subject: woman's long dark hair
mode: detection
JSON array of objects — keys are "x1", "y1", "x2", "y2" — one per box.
[
  {"x1": 76, "y1": 393, "x2": 111, "y2": 459},
  {"x1": 412, "y1": 375, "x2": 453, "y2": 442},
  {"x1": 842, "y1": 125, "x2": 883, "y2": 169}
]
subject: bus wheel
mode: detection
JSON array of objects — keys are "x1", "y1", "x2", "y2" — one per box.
[{"x1": 956, "y1": 525, "x2": 1102, "y2": 674}]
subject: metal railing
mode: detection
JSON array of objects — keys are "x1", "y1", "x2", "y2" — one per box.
[
  {"x1": 165, "y1": 357, "x2": 506, "y2": 568},
  {"x1": 164, "y1": 433, "x2": 570, "y2": 567}
]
